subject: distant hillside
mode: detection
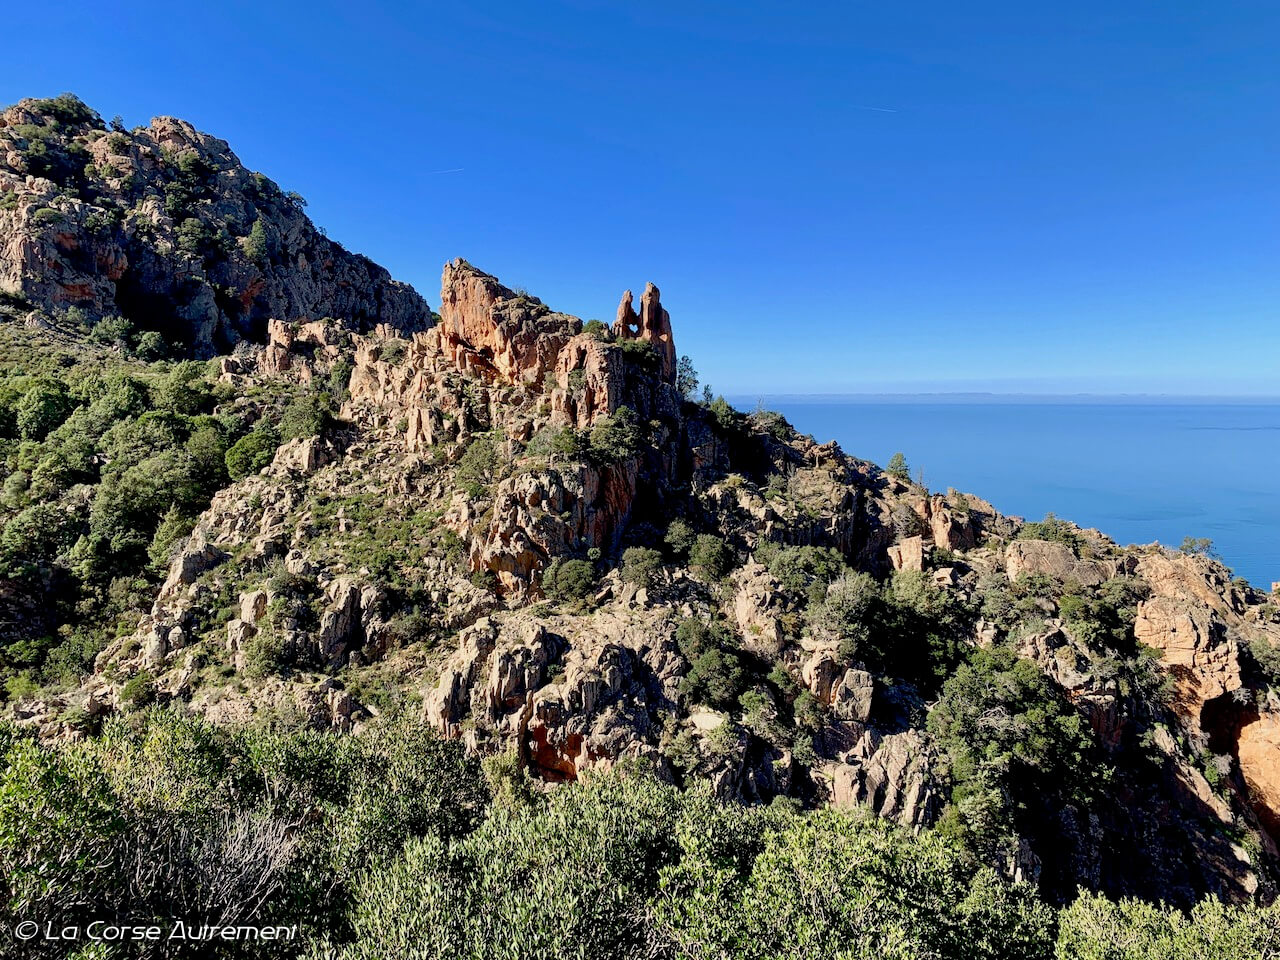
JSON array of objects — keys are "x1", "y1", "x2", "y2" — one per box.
[{"x1": 0, "y1": 94, "x2": 429, "y2": 356}]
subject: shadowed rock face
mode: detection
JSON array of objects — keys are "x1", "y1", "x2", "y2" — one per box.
[{"x1": 0, "y1": 98, "x2": 430, "y2": 354}]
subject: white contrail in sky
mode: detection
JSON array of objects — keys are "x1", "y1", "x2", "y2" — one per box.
[
  {"x1": 425, "y1": 168, "x2": 466, "y2": 174},
  {"x1": 849, "y1": 105, "x2": 898, "y2": 113}
]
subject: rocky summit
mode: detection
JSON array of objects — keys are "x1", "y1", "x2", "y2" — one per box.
[{"x1": 1, "y1": 96, "x2": 1278, "y2": 957}]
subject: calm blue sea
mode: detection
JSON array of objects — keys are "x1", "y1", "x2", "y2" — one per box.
[{"x1": 729, "y1": 397, "x2": 1280, "y2": 589}]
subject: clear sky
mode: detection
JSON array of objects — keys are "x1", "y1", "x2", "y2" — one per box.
[{"x1": 4, "y1": 1, "x2": 1277, "y2": 395}]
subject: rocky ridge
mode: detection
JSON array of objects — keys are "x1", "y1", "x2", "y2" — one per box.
[
  {"x1": 3, "y1": 96, "x2": 1279, "y2": 911},
  {"x1": 0, "y1": 95, "x2": 428, "y2": 354}
]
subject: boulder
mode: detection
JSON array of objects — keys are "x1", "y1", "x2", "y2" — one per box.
[
  {"x1": 828, "y1": 728, "x2": 941, "y2": 829},
  {"x1": 887, "y1": 535, "x2": 924, "y2": 572}
]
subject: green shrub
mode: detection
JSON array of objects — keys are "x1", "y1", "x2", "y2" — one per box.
[
  {"x1": 589, "y1": 405, "x2": 643, "y2": 462},
  {"x1": 1055, "y1": 891, "x2": 1279, "y2": 960},
  {"x1": 665, "y1": 518, "x2": 696, "y2": 558},
  {"x1": 1247, "y1": 635, "x2": 1280, "y2": 687},
  {"x1": 754, "y1": 543, "x2": 844, "y2": 595},
  {"x1": 456, "y1": 433, "x2": 499, "y2": 495},
  {"x1": 928, "y1": 646, "x2": 1099, "y2": 866},
  {"x1": 542, "y1": 558, "x2": 596, "y2": 601},
  {"x1": 380, "y1": 339, "x2": 407, "y2": 365},
  {"x1": 676, "y1": 354, "x2": 699, "y2": 399},
  {"x1": 88, "y1": 314, "x2": 134, "y2": 349},
  {"x1": 620, "y1": 546, "x2": 663, "y2": 588},
  {"x1": 225, "y1": 429, "x2": 278, "y2": 479},
  {"x1": 689, "y1": 534, "x2": 733, "y2": 580},
  {"x1": 1018, "y1": 512, "x2": 1085, "y2": 551},
  {"x1": 16, "y1": 379, "x2": 72, "y2": 440},
  {"x1": 329, "y1": 356, "x2": 355, "y2": 396},
  {"x1": 279, "y1": 392, "x2": 335, "y2": 441},
  {"x1": 133, "y1": 330, "x2": 168, "y2": 361},
  {"x1": 31, "y1": 206, "x2": 65, "y2": 226},
  {"x1": 886, "y1": 451, "x2": 909, "y2": 479},
  {"x1": 119, "y1": 670, "x2": 155, "y2": 710},
  {"x1": 243, "y1": 217, "x2": 269, "y2": 263}
]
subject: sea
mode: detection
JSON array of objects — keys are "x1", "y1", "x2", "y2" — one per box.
[{"x1": 727, "y1": 396, "x2": 1280, "y2": 589}]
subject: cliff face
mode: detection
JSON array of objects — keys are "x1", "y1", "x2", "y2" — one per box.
[
  {"x1": 4, "y1": 96, "x2": 1280, "y2": 913},
  {"x1": 0, "y1": 95, "x2": 428, "y2": 354}
]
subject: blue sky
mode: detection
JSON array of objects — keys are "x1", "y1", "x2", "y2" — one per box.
[{"x1": 4, "y1": 1, "x2": 1277, "y2": 394}]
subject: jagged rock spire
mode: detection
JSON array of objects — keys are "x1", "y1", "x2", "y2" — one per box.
[{"x1": 612, "y1": 282, "x2": 676, "y2": 382}]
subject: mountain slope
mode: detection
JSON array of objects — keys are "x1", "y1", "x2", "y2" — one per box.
[
  {"x1": 0, "y1": 94, "x2": 428, "y2": 355},
  {"x1": 1, "y1": 97, "x2": 1279, "y2": 918}
]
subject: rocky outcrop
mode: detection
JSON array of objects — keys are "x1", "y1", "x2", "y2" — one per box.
[
  {"x1": 549, "y1": 334, "x2": 627, "y2": 428},
  {"x1": 471, "y1": 459, "x2": 641, "y2": 597},
  {"x1": 1005, "y1": 539, "x2": 1114, "y2": 586},
  {"x1": 1133, "y1": 597, "x2": 1241, "y2": 733},
  {"x1": 438, "y1": 259, "x2": 579, "y2": 385},
  {"x1": 1238, "y1": 711, "x2": 1280, "y2": 836},
  {"x1": 612, "y1": 283, "x2": 677, "y2": 382},
  {"x1": 827, "y1": 727, "x2": 941, "y2": 829},
  {"x1": 731, "y1": 563, "x2": 787, "y2": 655},
  {"x1": 0, "y1": 97, "x2": 429, "y2": 355},
  {"x1": 888, "y1": 535, "x2": 924, "y2": 571},
  {"x1": 424, "y1": 610, "x2": 682, "y2": 781}
]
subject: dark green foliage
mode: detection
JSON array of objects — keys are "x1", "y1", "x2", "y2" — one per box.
[
  {"x1": 0, "y1": 711, "x2": 487, "y2": 958},
  {"x1": 88, "y1": 313, "x2": 134, "y2": 350},
  {"x1": 31, "y1": 206, "x2": 65, "y2": 225},
  {"x1": 379, "y1": 339, "x2": 407, "y2": 365},
  {"x1": 148, "y1": 504, "x2": 194, "y2": 572},
  {"x1": 620, "y1": 545, "x2": 663, "y2": 587},
  {"x1": 676, "y1": 354, "x2": 699, "y2": 398},
  {"x1": 618, "y1": 338, "x2": 659, "y2": 369},
  {"x1": 526, "y1": 423, "x2": 589, "y2": 461},
  {"x1": 1058, "y1": 576, "x2": 1149, "y2": 652},
  {"x1": 119, "y1": 670, "x2": 156, "y2": 710},
  {"x1": 754, "y1": 542, "x2": 844, "y2": 596},
  {"x1": 1055, "y1": 892, "x2": 1277, "y2": 960},
  {"x1": 225, "y1": 428, "x2": 278, "y2": 479},
  {"x1": 928, "y1": 645, "x2": 1100, "y2": 866},
  {"x1": 1018, "y1": 512, "x2": 1086, "y2": 551},
  {"x1": 807, "y1": 569, "x2": 972, "y2": 692},
  {"x1": 708, "y1": 395, "x2": 739, "y2": 432},
  {"x1": 243, "y1": 217, "x2": 270, "y2": 263},
  {"x1": 1178, "y1": 536, "x2": 1217, "y2": 559},
  {"x1": 0, "y1": 340, "x2": 278, "y2": 695},
  {"x1": 329, "y1": 356, "x2": 355, "y2": 397},
  {"x1": 689, "y1": 533, "x2": 733, "y2": 580},
  {"x1": 677, "y1": 618, "x2": 747, "y2": 710},
  {"x1": 0, "y1": 707, "x2": 1276, "y2": 957},
  {"x1": 886, "y1": 451, "x2": 909, "y2": 479},
  {"x1": 279, "y1": 391, "x2": 336, "y2": 441},
  {"x1": 27, "y1": 93, "x2": 101, "y2": 128},
  {"x1": 456, "y1": 432, "x2": 499, "y2": 496},
  {"x1": 15, "y1": 379, "x2": 72, "y2": 439},
  {"x1": 664, "y1": 518, "x2": 696, "y2": 558},
  {"x1": 582, "y1": 318, "x2": 608, "y2": 339},
  {"x1": 542, "y1": 558, "x2": 596, "y2": 601},
  {"x1": 1247, "y1": 635, "x2": 1280, "y2": 688},
  {"x1": 750, "y1": 407, "x2": 794, "y2": 440},
  {"x1": 589, "y1": 405, "x2": 643, "y2": 462}
]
